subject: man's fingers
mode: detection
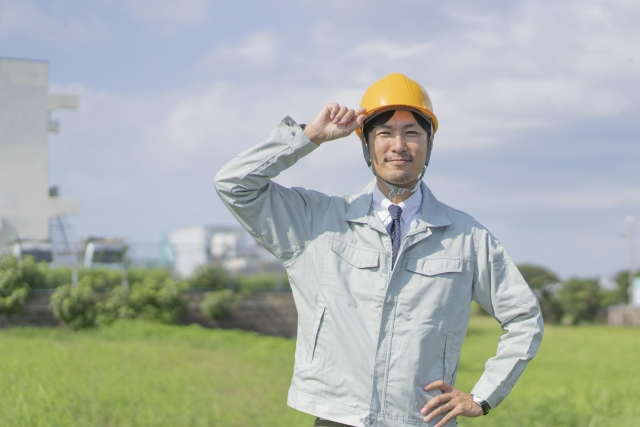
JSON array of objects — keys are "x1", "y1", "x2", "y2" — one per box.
[
  {"x1": 434, "y1": 411, "x2": 456, "y2": 427},
  {"x1": 343, "y1": 116, "x2": 364, "y2": 133},
  {"x1": 340, "y1": 108, "x2": 356, "y2": 124},
  {"x1": 422, "y1": 403, "x2": 449, "y2": 424},
  {"x1": 420, "y1": 394, "x2": 452, "y2": 415},
  {"x1": 423, "y1": 380, "x2": 451, "y2": 392},
  {"x1": 333, "y1": 105, "x2": 349, "y2": 123},
  {"x1": 328, "y1": 103, "x2": 340, "y2": 120}
]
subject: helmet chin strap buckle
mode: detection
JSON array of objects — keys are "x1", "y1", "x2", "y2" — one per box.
[{"x1": 372, "y1": 165, "x2": 426, "y2": 201}]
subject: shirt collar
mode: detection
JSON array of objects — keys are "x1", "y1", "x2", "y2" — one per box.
[
  {"x1": 344, "y1": 179, "x2": 451, "y2": 229},
  {"x1": 372, "y1": 182, "x2": 422, "y2": 224}
]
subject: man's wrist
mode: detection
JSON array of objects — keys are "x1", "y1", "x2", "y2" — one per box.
[
  {"x1": 302, "y1": 124, "x2": 324, "y2": 146},
  {"x1": 471, "y1": 394, "x2": 491, "y2": 416}
]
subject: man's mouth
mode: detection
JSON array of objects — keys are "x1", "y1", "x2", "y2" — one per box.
[{"x1": 385, "y1": 157, "x2": 412, "y2": 164}]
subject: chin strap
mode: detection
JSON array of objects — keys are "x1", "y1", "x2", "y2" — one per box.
[{"x1": 373, "y1": 165, "x2": 426, "y2": 200}]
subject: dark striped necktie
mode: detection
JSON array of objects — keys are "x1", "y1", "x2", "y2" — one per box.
[{"x1": 387, "y1": 204, "x2": 402, "y2": 269}]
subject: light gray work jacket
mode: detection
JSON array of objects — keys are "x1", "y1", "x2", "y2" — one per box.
[{"x1": 214, "y1": 117, "x2": 543, "y2": 427}]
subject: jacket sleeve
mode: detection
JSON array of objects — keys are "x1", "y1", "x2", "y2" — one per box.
[
  {"x1": 469, "y1": 227, "x2": 544, "y2": 409},
  {"x1": 214, "y1": 116, "x2": 330, "y2": 263}
]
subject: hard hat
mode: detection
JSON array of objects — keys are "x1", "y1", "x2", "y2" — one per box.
[{"x1": 356, "y1": 73, "x2": 438, "y2": 137}]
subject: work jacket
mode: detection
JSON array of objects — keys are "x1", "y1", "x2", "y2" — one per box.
[{"x1": 214, "y1": 117, "x2": 543, "y2": 427}]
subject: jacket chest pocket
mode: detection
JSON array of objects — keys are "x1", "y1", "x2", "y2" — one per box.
[
  {"x1": 322, "y1": 239, "x2": 381, "y2": 296},
  {"x1": 400, "y1": 258, "x2": 467, "y2": 322},
  {"x1": 407, "y1": 258, "x2": 463, "y2": 276}
]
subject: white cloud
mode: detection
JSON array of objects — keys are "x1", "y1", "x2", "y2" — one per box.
[
  {"x1": 201, "y1": 32, "x2": 278, "y2": 71},
  {"x1": 140, "y1": 83, "x2": 242, "y2": 169}
]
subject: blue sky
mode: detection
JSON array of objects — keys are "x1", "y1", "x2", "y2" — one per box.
[{"x1": 1, "y1": 0, "x2": 638, "y2": 278}]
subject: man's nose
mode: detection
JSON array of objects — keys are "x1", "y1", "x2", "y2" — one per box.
[{"x1": 390, "y1": 134, "x2": 407, "y2": 151}]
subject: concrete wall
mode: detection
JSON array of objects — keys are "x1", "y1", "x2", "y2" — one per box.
[
  {"x1": 607, "y1": 304, "x2": 640, "y2": 327},
  {"x1": 0, "y1": 291, "x2": 59, "y2": 327},
  {"x1": 183, "y1": 291, "x2": 298, "y2": 338},
  {"x1": 0, "y1": 290, "x2": 299, "y2": 338}
]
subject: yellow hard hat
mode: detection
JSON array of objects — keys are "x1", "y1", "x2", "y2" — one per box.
[{"x1": 356, "y1": 73, "x2": 438, "y2": 137}]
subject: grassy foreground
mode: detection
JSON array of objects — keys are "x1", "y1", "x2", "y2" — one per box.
[{"x1": 0, "y1": 318, "x2": 639, "y2": 427}]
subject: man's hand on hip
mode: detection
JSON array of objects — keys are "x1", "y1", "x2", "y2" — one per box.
[
  {"x1": 421, "y1": 380, "x2": 483, "y2": 426},
  {"x1": 304, "y1": 103, "x2": 367, "y2": 145}
]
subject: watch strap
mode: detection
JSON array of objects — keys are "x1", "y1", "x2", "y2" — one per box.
[{"x1": 471, "y1": 394, "x2": 491, "y2": 416}]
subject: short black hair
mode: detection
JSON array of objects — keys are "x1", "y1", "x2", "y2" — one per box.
[{"x1": 363, "y1": 110, "x2": 432, "y2": 143}]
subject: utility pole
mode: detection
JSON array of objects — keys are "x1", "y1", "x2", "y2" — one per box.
[{"x1": 626, "y1": 215, "x2": 636, "y2": 304}]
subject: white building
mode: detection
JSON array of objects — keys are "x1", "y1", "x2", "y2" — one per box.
[
  {"x1": 170, "y1": 225, "x2": 279, "y2": 277},
  {"x1": 0, "y1": 58, "x2": 79, "y2": 253}
]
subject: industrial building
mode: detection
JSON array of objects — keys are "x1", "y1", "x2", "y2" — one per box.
[
  {"x1": 0, "y1": 58, "x2": 79, "y2": 262},
  {"x1": 170, "y1": 225, "x2": 280, "y2": 278}
]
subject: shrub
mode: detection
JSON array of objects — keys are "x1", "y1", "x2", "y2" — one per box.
[
  {"x1": 20, "y1": 256, "x2": 48, "y2": 289},
  {"x1": 43, "y1": 265, "x2": 73, "y2": 289},
  {"x1": 50, "y1": 280, "x2": 101, "y2": 330},
  {"x1": 189, "y1": 264, "x2": 232, "y2": 290},
  {"x1": 0, "y1": 255, "x2": 31, "y2": 319},
  {"x1": 101, "y1": 278, "x2": 186, "y2": 324},
  {"x1": 200, "y1": 289, "x2": 243, "y2": 319},
  {"x1": 79, "y1": 268, "x2": 124, "y2": 291},
  {"x1": 127, "y1": 267, "x2": 173, "y2": 285}
]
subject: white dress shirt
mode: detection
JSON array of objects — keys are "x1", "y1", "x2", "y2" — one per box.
[{"x1": 372, "y1": 183, "x2": 422, "y2": 241}]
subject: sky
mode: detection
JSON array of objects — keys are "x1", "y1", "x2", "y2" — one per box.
[{"x1": 0, "y1": 0, "x2": 638, "y2": 279}]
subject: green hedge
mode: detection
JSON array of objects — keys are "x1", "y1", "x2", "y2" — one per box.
[
  {"x1": 50, "y1": 276, "x2": 186, "y2": 330},
  {"x1": 0, "y1": 255, "x2": 31, "y2": 318}
]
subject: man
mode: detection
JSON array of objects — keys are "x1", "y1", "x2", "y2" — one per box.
[{"x1": 215, "y1": 73, "x2": 543, "y2": 427}]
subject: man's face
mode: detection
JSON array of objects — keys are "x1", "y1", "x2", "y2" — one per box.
[{"x1": 366, "y1": 110, "x2": 431, "y2": 187}]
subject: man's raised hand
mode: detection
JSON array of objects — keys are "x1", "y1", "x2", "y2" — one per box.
[{"x1": 304, "y1": 104, "x2": 367, "y2": 145}]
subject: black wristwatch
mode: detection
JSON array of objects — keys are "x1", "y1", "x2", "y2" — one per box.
[{"x1": 471, "y1": 394, "x2": 491, "y2": 416}]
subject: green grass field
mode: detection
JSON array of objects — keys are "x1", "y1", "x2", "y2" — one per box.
[{"x1": 0, "y1": 317, "x2": 638, "y2": 427}]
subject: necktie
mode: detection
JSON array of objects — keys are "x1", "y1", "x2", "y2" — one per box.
[{"x1": 387, "y1": 204, "x2": 402, "y2": 269}]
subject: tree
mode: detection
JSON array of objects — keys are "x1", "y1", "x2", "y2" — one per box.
[
  {"x1": 517, "y1": 264, "x2": 563, "y2": 324},
  {"x1": 559, "y1": 278, "x2": 600, "y2": 325},
  {"x1": 615, "y1": 270, "x2": 640, "y2": 304}
]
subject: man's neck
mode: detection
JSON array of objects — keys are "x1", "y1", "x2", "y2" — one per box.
[{"x1": 376, "y1": 178, "x2": 419, "y2": 204}]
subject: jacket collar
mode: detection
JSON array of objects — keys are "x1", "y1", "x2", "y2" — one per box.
[{"x1": 344, "y1": 179, "x2": 451, "y2": 230}]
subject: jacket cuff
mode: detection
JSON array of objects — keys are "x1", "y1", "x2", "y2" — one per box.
[
  {"x1": 470, "y1": 382, "x2": 501, "y2": 409},
  {"x1": 277, "y1": 116, "x2": 318, "y2": 157}
]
